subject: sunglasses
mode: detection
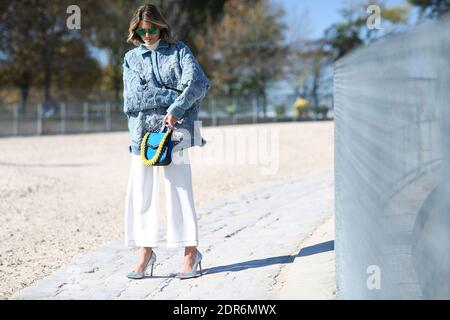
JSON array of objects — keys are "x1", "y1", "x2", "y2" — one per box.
[{"x1": 135, "y1": 27, "x2": 158, "y2": 37}]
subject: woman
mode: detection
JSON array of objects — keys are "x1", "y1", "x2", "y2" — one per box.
[{"x1": 122, "y1": 4, "x2": 210, "y2": 279}]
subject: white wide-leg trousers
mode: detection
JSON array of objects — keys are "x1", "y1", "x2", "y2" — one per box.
[{"x1": 124, "y1": 150, "x2": 199, "y2": 248}]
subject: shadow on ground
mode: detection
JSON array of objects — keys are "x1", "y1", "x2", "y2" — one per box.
[{"x1": 202, "y1": 240, "x2": 335, "y2": 276}]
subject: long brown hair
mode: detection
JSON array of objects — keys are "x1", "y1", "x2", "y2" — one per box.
[{"x1": 127, "y1": 4, "x2": 175, "y2": 46}]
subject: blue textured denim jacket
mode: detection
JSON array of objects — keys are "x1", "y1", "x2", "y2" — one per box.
[{"x1": 123, "y1": 39, "x2": 210, "y2": 155}]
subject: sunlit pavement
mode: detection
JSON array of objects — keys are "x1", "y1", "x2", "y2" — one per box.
[{"x1": 11, "y1": 168, "x2": 334, "y2": 300}]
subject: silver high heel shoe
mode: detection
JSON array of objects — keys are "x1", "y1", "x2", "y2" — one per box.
[
  {"x1": 176, "y1": 250, "x2": 203, "y2": 279},
  {"x1": 126, "y1": 251, "x2": 156, "y2": 279}
]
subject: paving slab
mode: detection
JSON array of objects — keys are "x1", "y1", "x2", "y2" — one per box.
[{"x1": 11, "y1": 168, "x2": 334, "y2": 300}]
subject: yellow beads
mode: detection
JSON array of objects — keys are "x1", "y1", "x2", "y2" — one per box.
[{"x1": 140, "y1": 130, "x2": 171, "y2": 166}]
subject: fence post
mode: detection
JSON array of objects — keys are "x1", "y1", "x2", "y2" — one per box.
[
  {"x1": 211, "y1": 96, "x2": 217, "y2": 126},
  {"x1": 37, "y1": 103, "x2": 42, "y2": 135},
  {"x1": 60, "y1": 102, "x2": 66, "y2": 134},
  {"x1": 105, "y1": 102, "x2": 111, "y2": 131},
  {"x1": 13, "y1": 104, "x2": 19, "y2": 136},
  {"x1": 252, "y1": 96, "x2": 258, "y2": 124},
  {"x1": 233, "y1": 96, "x2": 238, "y2": 125},
  {"x1": 83, "y1": 102, "x2": 89, "y2": 132}
]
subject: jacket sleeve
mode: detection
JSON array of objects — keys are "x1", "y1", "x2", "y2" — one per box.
[
  {"x1": 123, "y1": 54, "x2": 179, "y2": 114},
  {"x1": 166, "y1": 44, "x2": 211, "y2": 120}
]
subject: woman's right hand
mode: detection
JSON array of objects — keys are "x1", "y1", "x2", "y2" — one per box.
[{"x1": 163, "y1": 112, "x2": 178, "y2": 129}]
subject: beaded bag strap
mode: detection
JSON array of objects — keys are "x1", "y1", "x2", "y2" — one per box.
[{"x1": 140, "y1": 126, "x2": 173, "y2": 166}]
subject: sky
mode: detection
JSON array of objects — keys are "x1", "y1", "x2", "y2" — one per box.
[
  {"x1": 271, "y1": 0, "x2": 415, "y2": 40},
  {"x1": 271, "y1": 0, "x2": 343, "y2": 39}
]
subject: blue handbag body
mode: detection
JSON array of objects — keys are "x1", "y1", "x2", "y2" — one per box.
[{"x1": 141, "y1": 125, "x2": 175, "y2": 166}]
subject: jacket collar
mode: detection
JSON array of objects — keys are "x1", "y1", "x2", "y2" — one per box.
[{"x1": 137, "y1": 39, "x2": 170, "y2": 55}]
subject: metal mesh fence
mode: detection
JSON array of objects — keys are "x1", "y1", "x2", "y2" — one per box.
[{"x1": 0, "y1": 93, "x2": 332, "y2": 137}]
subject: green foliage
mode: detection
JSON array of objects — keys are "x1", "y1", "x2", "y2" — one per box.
[
  {"x1": 275, "y1": 104, "x2": 286, "y2": 117},
  {"x1": 224, "y1": 103, "x2": 237, "y2": 117},
  {"x1": 408, "y1": 0, "x2": 450, "y2": 19},
  {"x1": 325, "y1": 0, "x2": 410, "y2": 60},
  {"x1": 0, "y1": 0, "x2": 106, "y2": 113},
  {"x1": 311, "y1": 106, "x2": 329, "y2": 119}
]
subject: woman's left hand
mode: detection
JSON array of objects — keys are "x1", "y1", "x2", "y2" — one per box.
[{"x1": 163, "y1": 112, "x2": 178, "y2": 129}]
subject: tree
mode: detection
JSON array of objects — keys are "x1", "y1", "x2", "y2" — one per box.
[
  {"x1": 83, "y1": 0, "x2": 142, "y2": 101},
  {"x1": 0, "y1": 1, "x2": 41, "y2": 114},
  {"x1": 51, "y1": 39, "x2": 102, "y2": 102},
  {"x1": 295, "y1": 39, "x2": 333, "y2": 109},
  {"x1": 0, "y1": 0, "x2": 102, "y2": 114},
  {"x1": 195, "y1": 0, "x2": 286, "y2": 117},
  {"x1": 282, "y1": 8, "x2": 316, "y2": 99},
  {"x1": 154, "y1": 0, "x2": 226, "y2": 53},
  {"x1": 408, "y1": 0, "x2": 450, "y2": 19},
  {"x1": 240, "y1": 0, "x2": 287, "y2": 117},
  {"x1": 325, "y1": 0, "x2": 410, "y2": 60}
]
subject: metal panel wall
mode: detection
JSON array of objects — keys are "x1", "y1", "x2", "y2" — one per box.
[{"x1": 334, "y1": 16, "x2": 450, "y2": 299}]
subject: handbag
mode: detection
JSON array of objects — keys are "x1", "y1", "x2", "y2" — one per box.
[{"x1": 140, "y1": 123, "x2": 175, "y2": 166}]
